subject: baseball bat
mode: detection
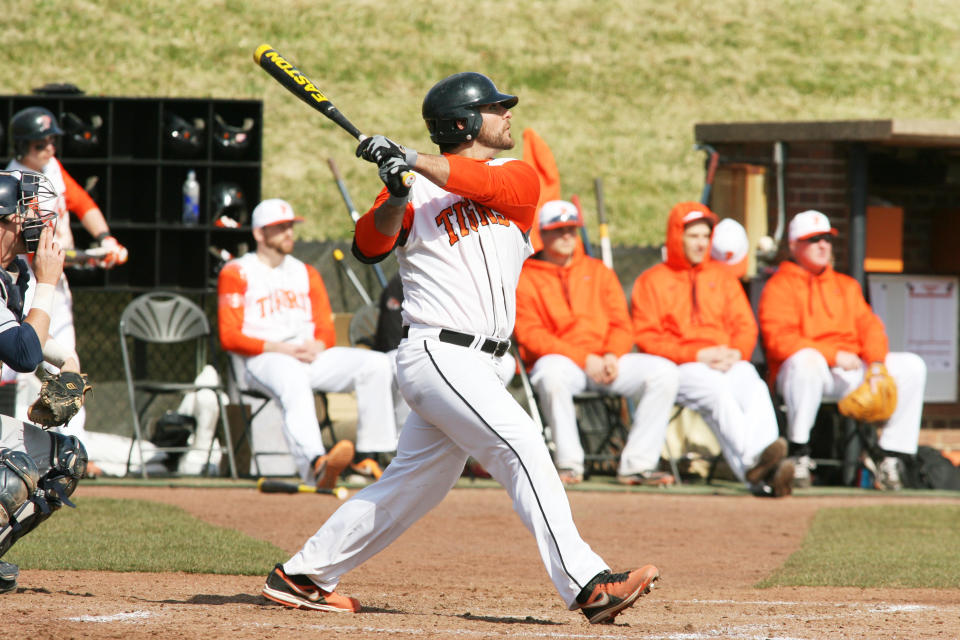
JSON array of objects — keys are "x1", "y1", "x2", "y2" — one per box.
[
  {"x1": 593, "y1": 177, "x2": 613, "y2": 270},
  {"x1": 327, "y1": 158, "x2": 388, "y2": 289},
  {"x1": 253, "y1": 44, "x2": 414, "y2": 187},
  {"x1": 695, "y1": 143, "x2": 719, "y2": 205},
  {"x1": 570, "y1": 194, "x2": 594, "y2": 258},
  {"x1": 333, "y1": 248, "x2": 373, "y2": 306},
  {"x1": 257, "y1": 477, "x2": 348, "y2": 500}
]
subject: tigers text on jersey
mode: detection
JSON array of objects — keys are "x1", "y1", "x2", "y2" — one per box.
[
  {"x1": 217, "y1": 252, "x2": 334, "y2": 356},
  {"x1": 354, "y1": 155, "x2": 539, "y2": 341}
]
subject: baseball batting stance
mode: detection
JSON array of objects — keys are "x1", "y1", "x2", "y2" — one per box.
[
  {"x1": 261, "y1": 72, "x2": 659, "y2": 624},
  {"x1": 0, "y1": 170, "x2": 89, "y2": 594}
]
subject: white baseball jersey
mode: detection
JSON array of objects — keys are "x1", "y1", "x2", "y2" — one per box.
[
  {"x1": 357, "y1": 156, "x2": 538, "y2": 340},
  {"x1": 218, "y1": 252, "x2": 327, "y2": 350}
]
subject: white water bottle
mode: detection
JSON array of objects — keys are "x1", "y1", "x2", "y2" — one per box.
[{"x1": 182, "y1": 170, "x2": 200, "y2": 225}]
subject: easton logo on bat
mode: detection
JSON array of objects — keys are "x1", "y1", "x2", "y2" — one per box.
[{"x1": 261, "y1": 50, "x2": 329, "y2": 104}]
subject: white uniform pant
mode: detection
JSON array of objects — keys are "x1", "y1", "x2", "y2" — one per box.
[
  {"x1": 776, "y1": 348, "x2": 926, "y2": 455},
  {"x1": 242, "y1": 347, "x2": 397, "y2": 483},
  {"x1": 386, "y1": 348, "x2": 517, "y2": 434},
  {"x1": 285, "y1": 328, "x2": 609, "y2": 608},
  {"x1": 676, "y1": 360, "x2": 778, "y2": 482},
  {"x1": 529, "y1": 353, "x2": 679, "y2": 476}
]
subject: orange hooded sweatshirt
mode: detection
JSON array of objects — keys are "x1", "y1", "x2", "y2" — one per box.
[
  {"x1": 630, "y1": 202, "x2": 757, "y2": 364},
  {"x1": 758, "y1": 260, "x2": 889, "y2": 384},
  {"x1": 515, "y1": 252, "x2": 633, "y2": 369}
]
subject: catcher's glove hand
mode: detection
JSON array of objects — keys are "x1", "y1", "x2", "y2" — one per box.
[
  {"x1": 838, "y1": 362, "x2": 897, "y2": 423},
  {"x1": 28, "y1": 371, "x2": 92, "y2": 428}
]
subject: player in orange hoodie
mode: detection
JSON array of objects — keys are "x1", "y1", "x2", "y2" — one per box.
[
  {"x1": 758, "y1": 210, "x2": 927, "y2": 490},
  {"x1": 515, "y1": 201, "x2": 679, "y2": 486},
  {"x1": 631, "y1": 202, "x2": 793, "y2": 497}
]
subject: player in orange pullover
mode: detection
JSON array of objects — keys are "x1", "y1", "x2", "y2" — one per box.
[
  {"x1": 758, "y1": 210, "x2": 926, "y2": 490},
  {"x1": 515, "y1": 201, "x2": 679, "y2": 486},
  {"x1": 631, "y1": 202, "x2": 792, "y2": 497}
]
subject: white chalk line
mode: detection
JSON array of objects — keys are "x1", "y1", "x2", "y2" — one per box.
[{"x1": 68, "y1": 610, "x2": 154, "y2": 623}]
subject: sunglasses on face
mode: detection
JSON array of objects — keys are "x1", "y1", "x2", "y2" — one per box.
[
  {"x1": 803, "y1": 234, "x2": 834, "y2": 244},
  {"x1": 30, "y1": 137, "x2": 57, "y2": 151}
]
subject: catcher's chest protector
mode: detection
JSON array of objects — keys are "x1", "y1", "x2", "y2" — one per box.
[{"x1": 0, "y1": 416, "x2": 86, "y2": 558}]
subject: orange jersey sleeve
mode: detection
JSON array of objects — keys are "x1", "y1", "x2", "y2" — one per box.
[
  {"x1": 57, "y1": 159, "x2": 98, "y2": 218},
  {"x1": 443, "y1": 155, "x2": 539, "y2": 232},
  {"x1": 306, "y1": 265, "x2": 336, "y2": 347},
  {"x1": 217, "y1": 261, "x2": 265, "y2": 356},
  {"x1": 353, "y1": 189, "x2": 415, "y2": 262}
]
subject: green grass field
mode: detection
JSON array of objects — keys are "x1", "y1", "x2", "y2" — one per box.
[
  {"x1": 8, "y1": 0, "x2": 960, "y2": 245},
  {"x1": 4, "y1": 497, "x2": 285, "y2": 575},
  {"x1": 6, "y1": 493, "x2": 960, "y2": 589},
  {"x1": 759, "y1": 504, "x2": 960, "y2": 588}
]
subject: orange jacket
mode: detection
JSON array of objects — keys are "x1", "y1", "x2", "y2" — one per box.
[
  {"x1": 758, "y1": 260, "x2": 889, "y2": 383},
  {"x1": 515, "y1": 252, "x2": 632, "y2": 369},
  {"x1": 630, "y1": 202, "x2": 757, "y2": 364}
]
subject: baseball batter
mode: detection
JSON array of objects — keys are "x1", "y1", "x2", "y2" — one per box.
[
  {"x1": 218, "y1": 199, "x2": 398, "y2": 486},
  {"x1": 3, "y1": 108, "x2": 127, "y2": 477},
  {"x1": 261, "y1": 72, "x2": 659, "y2": 624}
]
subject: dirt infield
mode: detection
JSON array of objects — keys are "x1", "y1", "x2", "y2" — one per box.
[{"x1": 4, "y1": 484, "x2": 957, "y2": 639}]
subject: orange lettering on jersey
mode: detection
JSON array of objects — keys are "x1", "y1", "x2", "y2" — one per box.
[
  {"x1": 436, "y1": 210, "x2": 459, "y2": 246},
  {"x1": 452, "y1": 201, "x2": 471, "y2": 235},
  {"x1": 469, "y1": 202, "x2": 492, "y2": 227}
]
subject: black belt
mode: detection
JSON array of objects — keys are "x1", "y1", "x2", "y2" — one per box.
[{"x1": 402, "y1": 326, "x2": 511, "y2": 357}]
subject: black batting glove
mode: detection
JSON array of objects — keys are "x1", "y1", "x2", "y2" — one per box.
[
  {"x1": 357, "y1": 135, "x2": 418, "y2": 167},
  {"x1": 378, "y1": 156, "x2": 411, "y2": 199},
  {"x1": 357, "y1": 135, "x2": 405, "y2": 164}
]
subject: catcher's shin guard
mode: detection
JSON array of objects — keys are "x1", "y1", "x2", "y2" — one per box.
[{"x1": 0, "y1": 416, "x2": 87, "y2": 559}]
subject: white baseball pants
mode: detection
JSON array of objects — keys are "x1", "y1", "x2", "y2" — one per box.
[
  {"x1": 776, "y1": 348, "x2": 926, "y2": 455},
  {"x1": 242, "y1": 347, "x2": 397, "y2": 483},
  {"x1": 284, "y1": 327, "x2": 610, "y2": 608},
  {"x1": 529, "y1": 353, "x2": 679, "y2": 476},
  {"x1": 676, "y1": 360, "x2": 779, "y2": 482}
]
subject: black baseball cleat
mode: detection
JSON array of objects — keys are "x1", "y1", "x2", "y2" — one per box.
[
  {"x1": 575, "y1": 565, "x2": 659, "y2": 624},
  {"x1": 0, "y1": 562, "x2": 19, "y2": 595},
  {"x1": 262, "y1": 563, "x2": 360, "y2": 613}
]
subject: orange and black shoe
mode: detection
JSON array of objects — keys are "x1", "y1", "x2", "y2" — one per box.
[
  {"x1": 576, "y1": 566, "x2": 659, "y2": 624},
  {"x1": 262, "y1": 563, "x2": 360, "y2": 613},
  {"x1": 313, "y1": 440, "x2": 355, "y2": 490}
]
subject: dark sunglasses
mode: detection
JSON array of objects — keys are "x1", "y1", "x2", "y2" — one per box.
[
  {"x1": 30, "y1": 137, "x2": 57, "y2": 151},
  {"x1": 803, "y1": 233, "x2": 834, "y2": 244}
]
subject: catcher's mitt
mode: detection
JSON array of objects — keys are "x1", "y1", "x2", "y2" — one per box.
[
  {"x1": 838, "y1": 362, "x2": 897, "y2": 423},
  {"x1": 28, "y1": 372, "x2": 92, "y2": 428}
]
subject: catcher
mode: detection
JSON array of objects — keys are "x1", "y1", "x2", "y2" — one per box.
[
  {"x1": 0, "y1": 170, "x2": 89, "y2": 594},
  {"x1": 759, "y1": 210, "x2": 927, "y2": 490}
]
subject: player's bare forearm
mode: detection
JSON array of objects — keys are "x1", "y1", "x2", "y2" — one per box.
[
  {"x1": 373, "y1": 199, "x2": 408, "y2": 236},
  {"x1": 80, "y1": 207, "x2": 110, "y2": 239},
  {"x1": 410, "y1": 153, "x2": 450, "y2": 187}
]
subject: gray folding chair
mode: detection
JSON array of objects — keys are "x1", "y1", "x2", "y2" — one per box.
[{"x1": 119, "y1": 292, "x2": 237, "y2": 479}]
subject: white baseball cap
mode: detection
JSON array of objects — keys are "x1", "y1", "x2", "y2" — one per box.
[
  {"x1": 251, "y1": 198, "x2": 304, "y2": 229},
  {"x1": 711, "y1": 218, "x2": 748, "y2": 265},
  {"x1": 788, "y1": 210, "x2": 837, "y2": 243},
  {"x1": 539, "y1": 200, "x2": 583, "y2": 230}
]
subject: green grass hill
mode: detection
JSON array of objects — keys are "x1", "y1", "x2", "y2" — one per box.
[{"x1": 7, "y1": 0, "x2": 960, "y2": 245}]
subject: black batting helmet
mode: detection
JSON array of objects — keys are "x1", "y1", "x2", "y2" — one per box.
[
  {"x1": 163, "y1": 112, "x2": 205, "y2": 157},
  {"x1": 421, "y1": 72, "x2": 518, "y2": 145},
  {"x1": 9, "y1": 107, "x2": 63, "y2": 157},
  {"x1": 61, "y1": 112, "x2": 104, "y2": 156},
  {"x1": 212, "y1": 114, "x2": 254, "y2": 158},
  {"x1": 210, "y1": 181, "x2": 248, "y2": 225}
]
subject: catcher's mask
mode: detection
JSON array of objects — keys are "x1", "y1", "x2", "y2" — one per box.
[
  {"x1": 163, "y1": 112, "x2": 205, "y2": 157},
  {"x1": 0, "y1": 170, "x2": 59, "y2": 253},
  {"x1": 213, "y1": 114, "x2": 254, "y2": 158},
  {"x1": 61, "y1": 112, "x2": 104, "y2": 156}
]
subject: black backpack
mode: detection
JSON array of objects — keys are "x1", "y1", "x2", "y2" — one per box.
[{"x1": 902, "y1": 446, "x2": 960, "y2": 491}]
